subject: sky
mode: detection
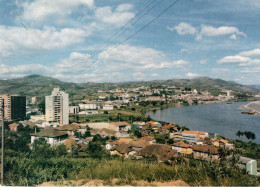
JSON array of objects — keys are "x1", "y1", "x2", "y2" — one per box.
[{"x1": 0, "y1": 0, "x2": 260, "y2": 85}]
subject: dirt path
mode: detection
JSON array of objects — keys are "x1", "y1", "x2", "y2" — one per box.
[{"x1": 38, "y1": 179, "x2": 189, "y2": 186}]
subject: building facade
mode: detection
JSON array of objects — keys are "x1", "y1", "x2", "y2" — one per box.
[
  {"x1": 45, "y1": 88, "x2": 69, "y2": 125},
  {"x1": 69, "y1": 106, "x2": 79, "y2": 114},
  {"x1": 0, "y1": 98, "x2": 3, "y2": 122},
  {"x1": 0, "y1": 94, "x2": 26, "y2": 121}
]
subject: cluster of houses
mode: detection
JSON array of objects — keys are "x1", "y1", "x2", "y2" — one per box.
[
  {"x1": 65, "y1": 86, "x2": 236, "y2": 116},
  {"x1": 8, "y1": 119, "x2": 258, "y2": 175}
]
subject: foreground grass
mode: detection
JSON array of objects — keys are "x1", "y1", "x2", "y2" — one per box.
[{"x1": 5, "y1": 154, "x2": 259, "y2": 186}]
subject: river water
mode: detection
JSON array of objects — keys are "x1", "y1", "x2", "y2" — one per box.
[{"x1": 147, "y1": 102, "x2": 260, "y2": 144}]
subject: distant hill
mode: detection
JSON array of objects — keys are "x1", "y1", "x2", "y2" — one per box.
[
  {"x1": 0, "y1": 75, "x2": 258, "y2": 100},
  {"x1": 249, "y1": 85, "x2": 260, "y2": 91}
]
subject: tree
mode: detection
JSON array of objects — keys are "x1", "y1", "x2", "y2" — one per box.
[
  {"x1": 134, "y1": 130, "x2": 142, "y2": 138},
  {"x1": 37, "y1": 100, "x2": 45, "y2": 114},
  {"x1": 84, "y1": 130, "x2": 91, "y2": 138},
  {"x1": 86, "y1": 142, "x2": 109, "y2": 159},
  {"x1": 111, "y1": 136, "x2": 117, "y2": 140},
  {"x1": 236, "y1": 130, "x2": 243, "y2": 138}
]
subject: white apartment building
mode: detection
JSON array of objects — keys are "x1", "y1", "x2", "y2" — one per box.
[
  {"x1": 69, "y1": 106, "x2": 79, "y2": 114},
  {"x1": 45, "y1": 88, "x2": 69, "y2": 125},
  {"x1": 79, "y1": 103, "x2": 97, "y2": 110}
]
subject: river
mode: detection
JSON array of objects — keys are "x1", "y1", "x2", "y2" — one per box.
[{"x1": 147, "y1": 102, "x2": 260, "y2": 144}]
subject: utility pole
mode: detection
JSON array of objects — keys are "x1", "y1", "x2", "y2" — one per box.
[{"x1": 0, "y1": 99, "x2": 4, "y2": 185}]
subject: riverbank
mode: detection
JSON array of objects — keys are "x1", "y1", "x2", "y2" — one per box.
[
  {"x1": 147, "y1": 102, "x2": 260, "y2": 144},
  {"x1": 244, "y1": 101, "x2": 260, "y2": 113}
]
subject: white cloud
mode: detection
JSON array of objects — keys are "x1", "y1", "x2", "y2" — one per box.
[
  {"x1": 230, "y1": 34, "x2": 237, "y2": 40},
  {"x1": 217, "y1": 55, "x2": 251, "y2": 64},
  {"x1": 116, "y1": 4, "x2": 133, "y2": 12},
  {"x1": 56, "y1": 52, "x2": 93, "y2": 73},
  {"x1": 0, "y1": 64, "x2": 49, "y2": 79},
  {"x1": 0, "y1": 44, "x2": 192, "y2": 82},
  {"x1": 20, "y1": 0, "x2": 94, "y2": 23},
  {"x1": 180, "y1": 48, "x2": 189, "y2": 53},
  {"x1": 200, "y1": 59, "x2": 208, "y2": 65},
  {"x1": 98, "y1": 44, "x2": 190, "y2": 70},
  {"x1": 185, "y1": 72, "x2": 200, "y2": 78},
  {"x1": 167, "y1": 22, "x2": 197, "y2": 35},
  {"x1": 239, "y1": 48, "x2": 260, "y2": 57},
  {"x1": 199, "y1": 25, "x2": 246, "y2": 38},
  {"x1": 0, "y1": 26, "x2": 91, "y2": 57},
  {"x1": 218, "y1": 49, "x2": 260, "y2": 67},
  {"x1": 241, "y1": 67, "x2": 260, "y2": 73},
  {"x1": 95, "y1": 4, "x2": 135, "y2": 27},
  {"x1": 169, "y1": 22, "x2": 246, "y2": 40},
  {"x1": 172, "y1": 60, "x2": 190, "y2": 66}
]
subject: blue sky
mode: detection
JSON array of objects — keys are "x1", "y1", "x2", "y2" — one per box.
[{"x1": 0, "y1": 0, "x2": 260, "y2": 84}]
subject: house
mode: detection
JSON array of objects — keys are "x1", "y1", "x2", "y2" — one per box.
[
  {"x1": 30, "y1": 115, "x2": 45, "y2": 122},
  {"x1": 192, "y1": 145, "x2": 219, "y2": 160},
  {"x1": 91, "y1": 128, "x2": 116, "y2": 137},
  {"x1": 19, "y1": 120, "x2": 36, "y2": 129},
  {"x1": 161, "y1": 123, "x2": 177, "y2": 133},
  {"x1": 131, "y1": 121, "x2": 145, "y2": 131},
  {"x1": 212, "y1": 139, "x2": 233, "y2": 149},
  {"x1": 110, "y1": 143, "x2": 133, "y2": 157},
  {"x1": 139, "y1": 136, "x2": 155, "y2": 144},
  {"x1": 129, "y1": 140, "x2": 150, "y2": 151},
  {"x1": 31, "y1": 127, "x2": 68, "y2": 146},
  {"x1": 208, "y1": 132, "x2": 217, "y2": 139},
  {"x1": 8, "y1": 123, "x2": 19, "y2": 132},
  {"x1": 140, "y1": 125, "x2": 152, "y2": 135},
  {"x1": 239, "y1": 157, "x2": 257, "y2": 175},
  {"x1": 64, "y1": 136, "x2": 78, "y2": 152},
  {"x1": 106, "y1": 140, "x2": 118, "y2": 150},
  {"x1": 117, "y1": 138, "x2": 133, "y2": 144},
  {"x1": 136, "y1": 144, "x2": 178, "y2": 161},
  {"x1": 103, "y1": 105, "x2": 114, "y2": 110},
  {"x1": 172, "y1": 141, "x2": 193, "y2": 155},
  {"x1": 55, "y1": 123, "x2": 83, "y2": 136},
  {"x1": 79, "y1": 110, "x2": 99, "y2": 115},
  {"x1": 172, "y1": 131, "x2": 209, "y2": 144},
  {"x1": 147, "y1": 121, "x2": 162, "y2": 128},
  {"x1": 109, "y1": 121, "x2": 131, "y2": 132}
]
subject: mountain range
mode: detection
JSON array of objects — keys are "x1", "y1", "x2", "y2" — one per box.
[{"x1": 0, "y1": 75, "x2": 259, "y2": 100}]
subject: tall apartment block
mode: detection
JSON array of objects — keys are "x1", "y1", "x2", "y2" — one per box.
[
  {"x1": 0, "y1": 98, "x2": 3, "y2": 122},
  {"x1": 0, "y1": 95, "x2": 26, "y2": 121},
  {"x1": 45, "y1": 88, "x2": 69, "y2": 125}
]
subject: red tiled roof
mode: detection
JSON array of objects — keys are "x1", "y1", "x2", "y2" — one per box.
[
  {"x1": 192, "y1": 145, "x2": 218, "y2": 154},
  {"x1": 112, "y1": 121, "x2": 131, "y2": 126},
  {"x1": 173, "y1": 141, "x2": 191, "y2": 148}
]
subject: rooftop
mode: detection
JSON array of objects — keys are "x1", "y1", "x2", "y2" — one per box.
[
  {"x1": 112, "y1": 121, "x2": 131, "y2": 126},
  {"x1": 32, "y1": 127, "x2": 68, "y2": 138}
]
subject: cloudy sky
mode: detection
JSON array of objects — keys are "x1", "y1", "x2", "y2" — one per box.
[{"x1": 0, "y1": 0, "x2": 260, "y2": 84}]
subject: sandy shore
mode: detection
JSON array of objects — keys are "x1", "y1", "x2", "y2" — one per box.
[{"x1": 243, "y1": 101, "x2": 260, "y2": 113}]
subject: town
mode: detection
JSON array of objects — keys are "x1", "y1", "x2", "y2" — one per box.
[{"x1": 0, "y1": 86, "x2": 259, "y2": 184}]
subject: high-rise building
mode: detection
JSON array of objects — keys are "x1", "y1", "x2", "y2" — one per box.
[
  {"x1": 0, "y1": 95, "x2": 26, "y2": 121},
  {"x1": 0, "y1": 98, "x2": 3, "y2": 122},
  {"x1": 45, "y1": 88, "x2": 69, "y2": 125}
]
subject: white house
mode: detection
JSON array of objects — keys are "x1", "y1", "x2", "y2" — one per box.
[
  {"x1": 103, "y1": 105, "x2": 114, "y2": 110},
  {"x1": 31, "y1": 127, "x2": 68, "y2": 146}
]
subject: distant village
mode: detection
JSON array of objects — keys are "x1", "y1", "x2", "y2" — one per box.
[{"x1": 0, "y1": 86, "x2": 259, "y2": 176}]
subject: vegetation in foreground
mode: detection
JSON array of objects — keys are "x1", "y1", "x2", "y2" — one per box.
[{"x1": 1, "y1": 125, "x2": 260, "y2": 186}]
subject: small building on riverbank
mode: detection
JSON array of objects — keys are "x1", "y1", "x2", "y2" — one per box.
[{"x1": 239, "y1": 156, "x2": 257, "y2": 175}]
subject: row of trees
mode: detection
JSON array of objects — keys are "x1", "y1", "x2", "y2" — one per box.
[{"x1": 236, "y1": 130, "x2": 256, "y2": 140}]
